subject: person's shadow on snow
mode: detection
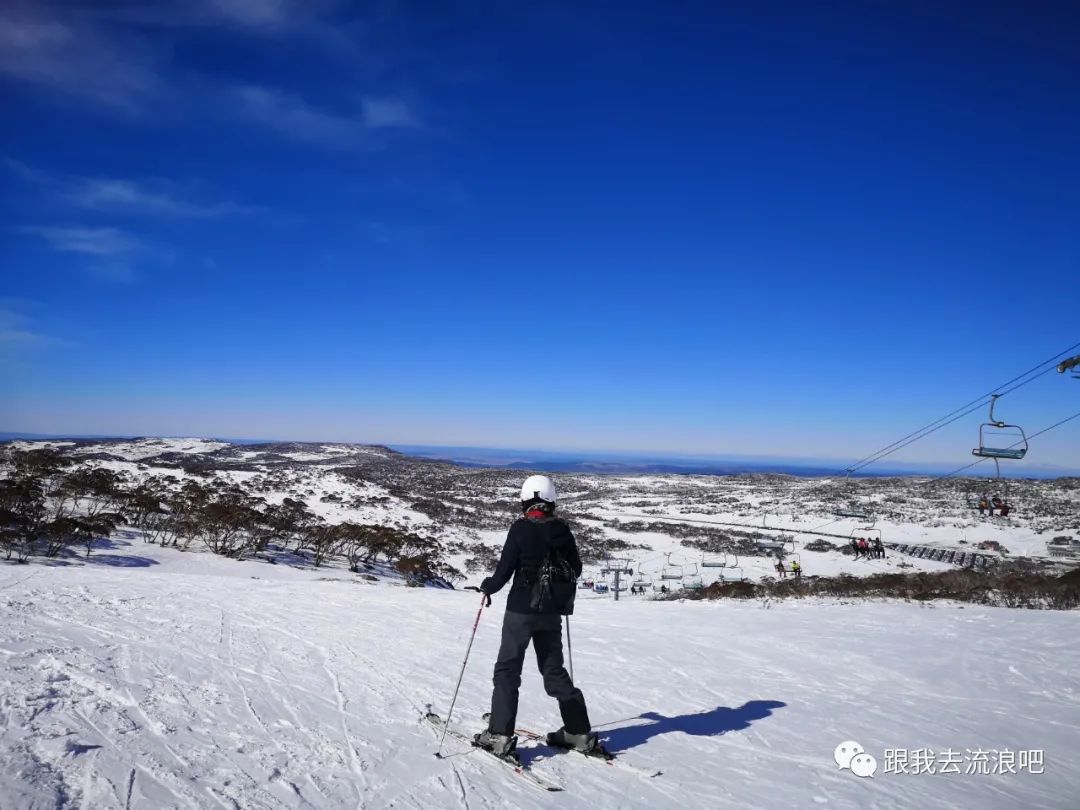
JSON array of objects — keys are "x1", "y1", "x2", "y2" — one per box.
[{"x1": 601, "y1": 700, "x2": 786, "y2": 753}]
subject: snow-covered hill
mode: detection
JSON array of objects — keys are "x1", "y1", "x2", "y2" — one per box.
[
  {"x1": 1, "y1": 536, "x2": 1076, "y2": 809},
  {"x1": 5, "y1": 437, "x2": 1077, "y2": 591},
  {"x1": 1, "y1": 438, "x2": 1078, "y2": 808}
]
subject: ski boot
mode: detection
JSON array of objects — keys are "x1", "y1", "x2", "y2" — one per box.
[
  {"x1": 546, "y1": 727, "x2": 612, "y2": 759},
  {"x1": 473, "y1": 729, "x2": 520, "y2": 763}
]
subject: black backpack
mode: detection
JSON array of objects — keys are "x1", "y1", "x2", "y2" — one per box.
[{"x1": 529, "y1": 545, "x2": 577, "y2": 615}]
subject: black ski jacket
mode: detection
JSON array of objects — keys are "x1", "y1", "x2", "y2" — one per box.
[{"x1": 481, "y1": 514, "x2": 583, "y2": 614}]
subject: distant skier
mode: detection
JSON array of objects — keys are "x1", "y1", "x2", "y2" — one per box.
[
  {"x1": 475, "y1": 475, "x2": 600, "y2": 760},
  {"x1": 873, "y1": 537, "x2": 885, "y2": 559},
  {"x1": 791, "y1": 560, "x2": 802, "y2": 578},
  {"x1": 998, "y1": 500, "x2": 1011, "y2": 517},
  {"x1": 850, "y1": 539, "x2": 860, "y2": 558},
  {"x1": 858, "y1": 538, "x2": 869, "y2": 558},
  {"x1": 775, "y1": 560, "x2": 787, "y2": 578}
]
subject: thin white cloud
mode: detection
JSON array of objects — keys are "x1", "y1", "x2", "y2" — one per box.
[
  {"x1": 0, "y1": 307, "x2": 64, "y2": 359},
  {"x1": 101, "y1": 0, "x2": 336, "y2": 34},
  {"x1": 68, "y1": 178, "x2": 260, "y2": 218},
  {"x1": 0, "y1": 4, "x2": 162, "y2": 113},
  {"x1": 226, "y1": 85, "x2": 425, "y2": 145},
  {"x1": 0, "y1": 329, "x2": 46, "y2": 346},
  {"x1": 228, "y1": 84, "x2": 366, "y2": 146},
  {"x1": 1, "y1": 3, "x2": 425, "y2": 147},
  {"x1": 18, "y1": 225, "x2": 142, "y2": 257},
  {"x1": 6, "y1": 160, "x2": 261, "y2": 219},
  {"x1": 362, "y1": 97, "x2": 421, "y2": 129},
  {"x1": 206, "y1": 0, "x2": 294, "y2": 28}
]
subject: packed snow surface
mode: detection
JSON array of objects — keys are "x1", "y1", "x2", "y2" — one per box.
[{"x1": 1, "y1": 539, "x2": 1077, "y2": 809}]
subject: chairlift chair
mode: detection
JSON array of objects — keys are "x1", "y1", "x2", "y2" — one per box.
[
  {"x1": 833, "y1": 469, "x2": 875, "y2": 521},
  {"x1": 976, "y1": 458, "x2": 1015, "y2": 513},
  {"x1": 701, "y1": 553, "x2": 728, "y2": 568},
  {"x1": 850, "y1": 526, "x2": 882, "y2": 544},
  {"x1": 660, "y1": 552, "x2": 684, "y2": 580},
  {"x1": 756, "y1": 539, "x2": 785, "y2": 558},
  {"x1": 971, "y1": 395, "x2": 1029, "y2": 460},
  {"x1": 836, "y1": 509, "x2": 872, "y2": 521},
  {"x1": 682, "y1": 574, "x2": 704, "y2": 590},
  {"x1": 721, "y1": 564, "x2": 746, "y2": 582},
  {"x1": 1057, "y1": 354, "x2": 1080, "y2": 378}
]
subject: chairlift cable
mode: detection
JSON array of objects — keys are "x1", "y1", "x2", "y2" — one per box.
[
  {"x1": 841, "y1": 340, "x2": 1080, "y2": 475},
  {"x1": 925, "y1": 408, "x2": 1080, "y2": 484},
  {"x1": 845, "y1": 366, "x2": 1056, "y2": 474}
]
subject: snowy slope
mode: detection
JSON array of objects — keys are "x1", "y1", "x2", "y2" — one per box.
[
  {"x1": 1, "y1": 538, "x2": 1078, "y2": 809},
  {"x1": 8, "y1": 438, "x2": 1076, "y2": 593}
]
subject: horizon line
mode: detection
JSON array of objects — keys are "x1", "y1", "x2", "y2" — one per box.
[{"x1": 3, "y1": 431, "x2": 1078, "y2": 479}]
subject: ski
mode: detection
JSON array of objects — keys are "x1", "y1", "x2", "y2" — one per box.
[
  {"x1": 480, "y1": 713, "x2": 662, "y2": 778},
  {"x1": 515, "y1": 727, "x2": 663, "y2": 779},
  {"x1": 424, "y1": 712, "x2": 563, "y2": 792}
]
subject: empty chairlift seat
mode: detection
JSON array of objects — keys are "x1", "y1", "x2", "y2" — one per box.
[
  {"x1": 972, "y1": 445, "x2": 1027, "y2": 460},
  {"x1": 972, "y1": 395, "x2": 1029, "y2": 460}
]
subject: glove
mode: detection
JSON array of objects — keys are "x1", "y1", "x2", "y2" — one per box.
[
  {"x1": 481, "y1": 592, "x2": 492, "y2": 608},
  {"x1": 480, "y1": 577, "x2": 494, "y2": 595}
]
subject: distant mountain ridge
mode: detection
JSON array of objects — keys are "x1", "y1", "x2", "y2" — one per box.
[{"x1": 4, "y1": 434, "x2": 1076, "y2": 478}]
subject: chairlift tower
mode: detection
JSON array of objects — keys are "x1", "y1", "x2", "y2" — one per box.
[{"x1": 600, "y1": 556, "x2": 633, "y2": 602}]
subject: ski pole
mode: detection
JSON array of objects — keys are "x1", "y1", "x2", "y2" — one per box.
[
  {"x1": 435, "y1": 593, "x2": 488, "y2": 758},
  {"x1": 565, "y1": 615, "x2": 574, "y2": 682}
]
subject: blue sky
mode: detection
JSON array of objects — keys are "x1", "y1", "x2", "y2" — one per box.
[{"x1": 1, "y1": 1, "x2": 1078, "y2": 471}]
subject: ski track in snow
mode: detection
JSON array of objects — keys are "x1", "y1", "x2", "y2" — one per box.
[{"x1": 1, "y1": 540, "x2": 1078, "y2": 809}]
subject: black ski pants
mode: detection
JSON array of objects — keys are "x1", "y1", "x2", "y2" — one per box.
[{"x1": 487, "y1": 610, "x2": 590, "y2": 737}]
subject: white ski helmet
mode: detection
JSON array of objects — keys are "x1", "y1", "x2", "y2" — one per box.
[{"x1": 520, "y1": 475, "x2": 556, "y2": 508}]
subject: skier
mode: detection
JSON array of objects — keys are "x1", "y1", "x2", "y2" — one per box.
[
  {"x1": 873, "y1": 537, "x2": 885, "y2": 559},
  {"x1": 858, "y1": 537, "x2": 869, "y2": 559},
  {"x1": 775, "y1": 560, "x2": 787, "y2": 578},
  {"x1": 791, "y1": 560, "x2": 802, "y2": 578},
  {"x1": 474, "y1": 475, "x2": 600, "y2": 760}
]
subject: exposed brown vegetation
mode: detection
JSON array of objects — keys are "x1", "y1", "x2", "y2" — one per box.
[{"x1": 681, "y1": 568, "x2": 1080, "y2": 610}]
